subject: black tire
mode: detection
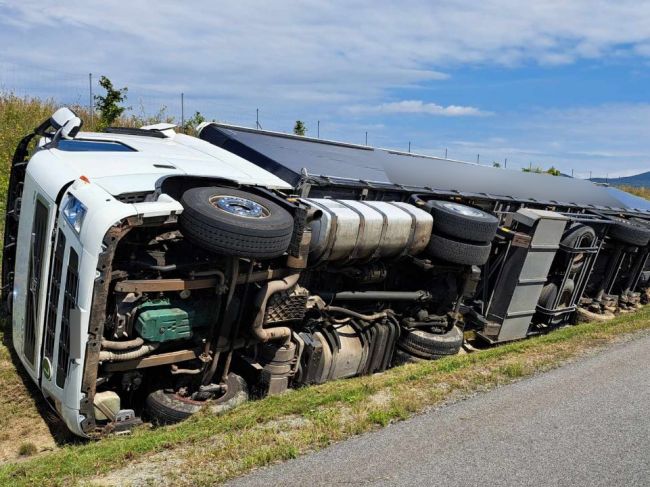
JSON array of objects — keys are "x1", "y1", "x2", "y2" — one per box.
[
  {"x1": 538, "y1": 279, "x2": 574, "y2": 310},
  {"x1": 398, "y1": 325, "x2": 463, "y2": 360},
  {"x1": 179, "y1": 187, "x2": 294, "y2": 259},
  {"x1": 561, "y1": 224, "x2": 596, "y2": 249},
  {"x1": 426, "y1": 200, "x2": 499, "y2": 243},
  {"x1": 607, "y1": 217, "x2": 650, "y2": 247},
  {"x1": 146, "y1": 373, "x2": 248, "y2": 425},
  {"x1": 538, "y1": 282, "x2": 557, "y2": 309},
  {"x1": 427, "y1": 232, "x2": 492, "y2": 266},
  {"x1": 560, "y1": 224, "x2": 596, "y2": 272},
  {"x1": 559, "y1": 279, "x2": 575, "y2": 306}
]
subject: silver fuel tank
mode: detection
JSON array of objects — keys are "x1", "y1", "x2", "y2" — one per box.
[{"x1": 302, "y1": 199, "x2": 433, "y2": 264}]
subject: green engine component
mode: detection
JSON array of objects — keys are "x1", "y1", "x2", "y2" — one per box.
[{"x1": 134, "y1": 298, "x2": 217, "y2": 342}]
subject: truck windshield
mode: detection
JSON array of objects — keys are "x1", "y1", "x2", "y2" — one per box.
[{"x1": 56, "y1": 140, "x2": 136, "y2": 152}]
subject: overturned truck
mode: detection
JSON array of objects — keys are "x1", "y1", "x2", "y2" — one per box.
[{"x1": 3, "y1": 108, "x2": 650, "y2": 437}]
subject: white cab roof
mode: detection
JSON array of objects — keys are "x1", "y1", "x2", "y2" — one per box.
[{"x1": 31, "y1": 129, "x2": 292, "y2": 198}]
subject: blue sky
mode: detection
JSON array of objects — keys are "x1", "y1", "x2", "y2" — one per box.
[{"x1": 1, "y1": 0, "x2": 650, "y2": 177}]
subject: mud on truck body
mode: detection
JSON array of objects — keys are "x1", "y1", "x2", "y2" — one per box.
[{"x1": 3, "y1": 108, "x2": 650, "y2": 437}]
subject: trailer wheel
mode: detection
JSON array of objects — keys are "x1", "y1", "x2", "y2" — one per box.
[
  {"x1": 561, "y1": 224, "x2": 596, "y2": 249},
  {"x1": 179, "y1": 186, "x2": 294, "y2": 259},
  {"x1": 145, "y1": 373, "x2": 248, "y2": 425},
  {"x1": 426, "y1": 201, "x2": 499, "y2": 243},
  {"x1": 427, "y1": 233, "x2": 491, "y2": 265},
  {"x1": 607, "y1": 217, "x2": 650, "y2": 247},
  {"x1": 560, "y1": 224, "x2": 596, "y2": 273},
  {"x1": 538, "y1": 279, "x2": 575, "y2": 310},
  {"x1": 398, "y1": 325, "x2": 463, "y2": 360}
]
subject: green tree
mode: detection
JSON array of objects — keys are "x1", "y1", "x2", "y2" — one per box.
[
  {"x1": 184, "y1": 111, "x2": 207, "y2": 133},
  {"x1": 293, "y1": 120, "x2": 307, "y2": 136},
  {"x1": 492, "y1": 161, "x2": 501, "y2": 168},
  {"x1": 94, "y1": 76, "x2": 128, "y2": 129},
  {"x1": 522, "y1": 165, "x2": 561, "y2": 176}
]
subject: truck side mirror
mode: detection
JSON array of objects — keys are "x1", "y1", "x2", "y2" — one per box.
[
  {"x1": 50, "y1": 107, "x2": 83, "y2": 142},
  {"x1": 50, "y1": 107, "x2": 79, "y2": 130}
]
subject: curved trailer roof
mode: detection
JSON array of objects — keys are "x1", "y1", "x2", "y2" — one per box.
[{"x1": 198, "y1": 123, "x2": 650, "y2": 214}]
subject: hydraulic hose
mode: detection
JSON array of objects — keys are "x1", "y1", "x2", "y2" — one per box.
[{"x1": 323, "y1": 306, "x2": 390, "y2": 322}]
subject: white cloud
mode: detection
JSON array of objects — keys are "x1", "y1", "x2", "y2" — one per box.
[
  {"x1": 1, "y1": 1, "x2": 650, "y2": 175},
  {"x1": 2, "y1": 0, "x2": 650, "y2": 107},
  {"x1": 347, "y1": 100, "x2": 489, "y2": 116}
]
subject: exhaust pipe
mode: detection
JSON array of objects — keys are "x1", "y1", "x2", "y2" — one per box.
[{"x1": 251, "y1": 209, "x2": 316, "y2": 343}]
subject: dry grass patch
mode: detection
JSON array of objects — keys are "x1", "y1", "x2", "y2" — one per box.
[{"x1": 0, "y1": 331, "x2": 60, "y2": 462}]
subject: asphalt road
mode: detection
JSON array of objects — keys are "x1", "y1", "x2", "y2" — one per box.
[{"x1": 229, "y1": 333, "x2": 650, "y2": 487}]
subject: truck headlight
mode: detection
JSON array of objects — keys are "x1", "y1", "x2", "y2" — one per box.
[{"x1": 63, "y1": 195, "x2": 87, "y2": 233}]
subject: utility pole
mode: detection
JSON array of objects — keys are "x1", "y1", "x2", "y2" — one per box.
[
  {"x1": 256, "y1": 108, "x2": 260, "y2": 129},
  {"x1": 181, "y1": 92, "x2": 184, "y2": 129},
  {"x1": 444, "y1": 148, "x2": 448, "y2": 158},
  {"x1": 408, "y1": 141, "x2": 411, "y2": 153},
  {"x1": 317, "y1": 120, "x2": 320, "y2": 138},
  {"x1": 571, "y1": 169, "x2": 574, "y2": 177},
  {"x1": 88, "y1": 73, "x2": 93, "y2": 124},
  {"x1": 504, "y1": 158, "x2": 507, "y2": 168},
  {"x1": 476, "y1": 154, "x2": 480, "y2": 164},
  {"x1": 365, "y1": 131, "x2": 368, "y2": 146},
  {"x1": 589, "y1": 171, "x2": 592, "y2": 180}
]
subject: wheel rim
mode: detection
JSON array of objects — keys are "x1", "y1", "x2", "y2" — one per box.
[
  {"x1": 441, "y1": 202, "x2": 484, "y2": 218},
  {"x1": 210, "y1": 195, "x2": 270, "y2": 218}
]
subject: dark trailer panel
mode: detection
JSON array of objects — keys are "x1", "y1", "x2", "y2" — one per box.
[{"x1": 199, "y1": 123, "x2": 650, "y2": 213}]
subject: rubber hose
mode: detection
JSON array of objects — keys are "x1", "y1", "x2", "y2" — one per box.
[
  {"x1": 101, "y1": 337, "x2": 144, "y2": 350},
  {"x1": 98, "y1": 343, "x2": 159, "y2": 362}
]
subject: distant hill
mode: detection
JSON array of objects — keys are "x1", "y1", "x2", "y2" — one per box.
[{"x1": 590, "y1": 171, "x2": 650, "y2": 187}]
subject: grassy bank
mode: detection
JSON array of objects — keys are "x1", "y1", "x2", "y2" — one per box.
[
  {"x1": 618, "y1": 185, "x2": 650, "y2": 200},
  {"x1": 0, "y1": 307, "x2": 646, "y2": 486}
]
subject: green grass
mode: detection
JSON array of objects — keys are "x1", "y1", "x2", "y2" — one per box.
[{"x1": 0, "y1": 307, "x2": 647, "y2": 486}]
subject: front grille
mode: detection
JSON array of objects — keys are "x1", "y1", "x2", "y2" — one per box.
[
  {"x1": 43, "y1": 230, "x2": 65, "y2": 364},
  {"x1": 115, "y1": 192, "x2": 152, "y2": 204},
  {"x1": 24, "y1": 200, "x2": 48, "y2": 365},
  {"x1": 56, "y1": 248, "x2": 78, "y2": 388}
]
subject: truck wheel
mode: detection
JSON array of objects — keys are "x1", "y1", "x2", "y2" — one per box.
[
  {"x1": 427, "y1": 233, "x2": 491, "y2": 265},
  {"x1": 426, "y1": 201, "x2": 499, "y2": 243},
  {"x1": 179, "y1": 187, "x2": 294, "y2": 259},
  {"x1": 398, "y1": 325, "x2": 463, "y2": 360},
  {"x1": 145, "y1": 373, "x2": 248, "y2": 425},
  {"x1": 607, "y1": 217, "x2": 650, "y2": 247}
]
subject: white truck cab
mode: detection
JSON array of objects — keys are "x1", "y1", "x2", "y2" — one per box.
[{"x1": 4, "y1": 109, "x2": 297, "y2": 435}]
